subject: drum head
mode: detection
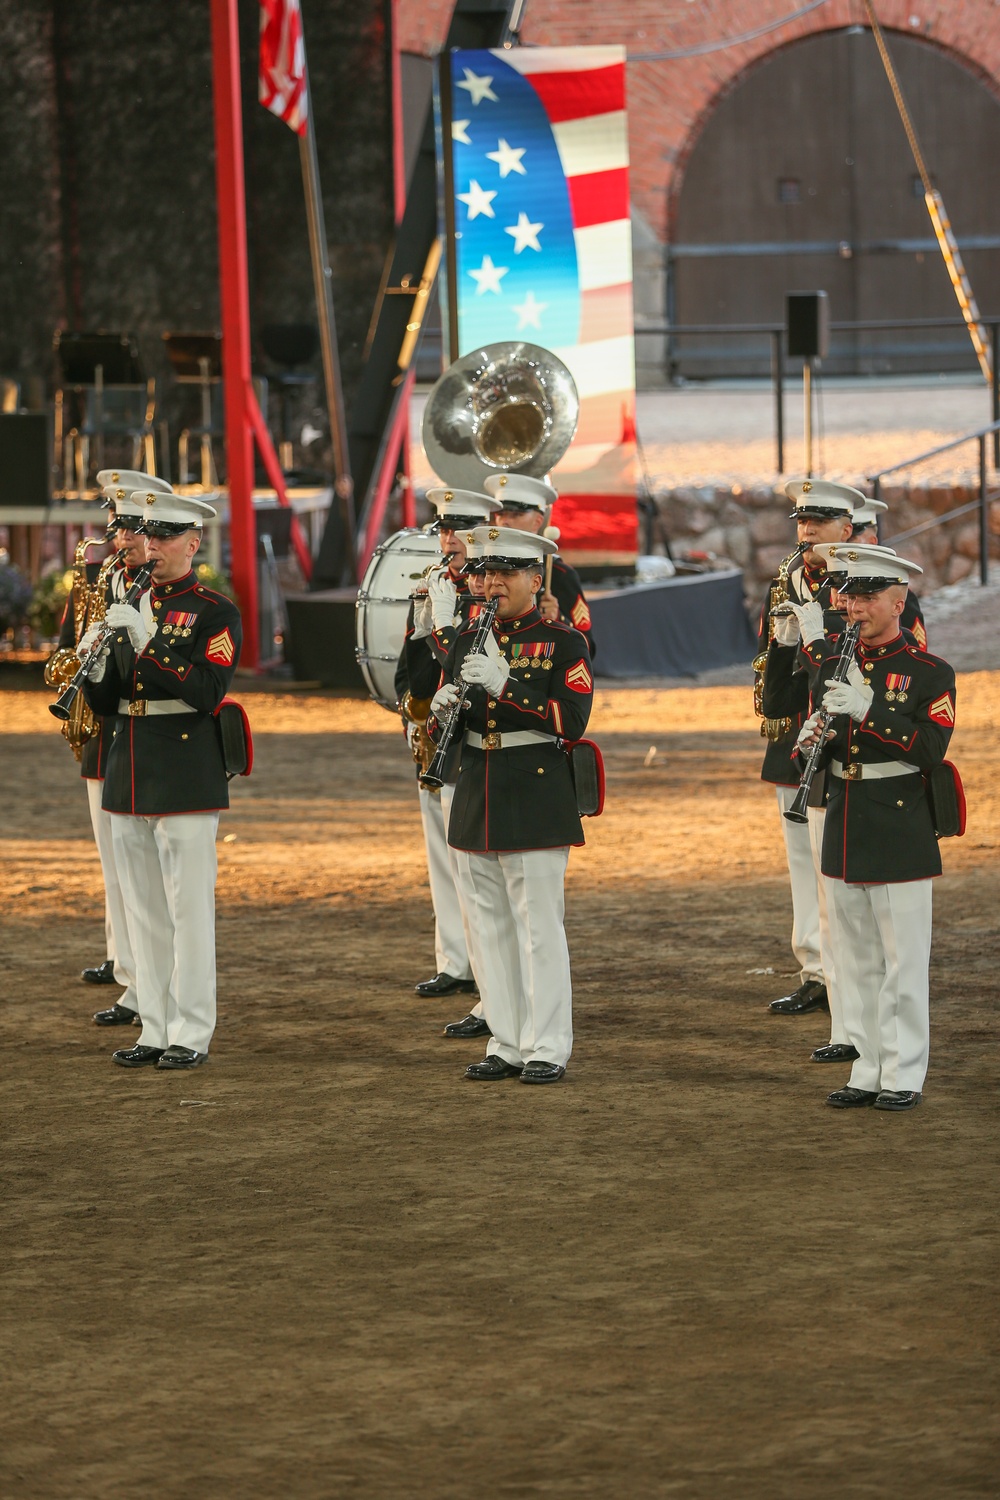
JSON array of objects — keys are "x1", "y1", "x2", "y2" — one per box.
[{"x1": 356, "y1": 528, "x2": 442, "y2": 709}]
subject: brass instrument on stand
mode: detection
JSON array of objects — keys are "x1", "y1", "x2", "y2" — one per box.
[
  {"x1": 44, "y1": 542, "x2": 122, "y2": 760},
  {"x1": 752, "y1": 543, "x2": 805, "y2": 741}
]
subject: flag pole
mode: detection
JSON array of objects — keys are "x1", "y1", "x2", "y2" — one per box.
[
  {"x1": 297, "y1": 29, "x2": 356, "y2": 584},
  {"x1": 210, "y1": 0, "x2": 260, "y2": 669}
]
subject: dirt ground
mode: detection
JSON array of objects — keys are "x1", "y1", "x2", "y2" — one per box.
[{"x1": 2, "y1": 676, "x2": 998, "y2": 1499}]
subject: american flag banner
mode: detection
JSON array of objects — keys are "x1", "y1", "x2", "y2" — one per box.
[
  {"x1": 259, "y1": 0, "x2": 308, "y2": 137},
  {"x1": 441, "y1": 46, "x2": 637, "y2": 566}
]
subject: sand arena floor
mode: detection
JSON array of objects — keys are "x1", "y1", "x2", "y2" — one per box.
[{"x1": 2, "y1": 679, "x2": 998, "y2": 1497}]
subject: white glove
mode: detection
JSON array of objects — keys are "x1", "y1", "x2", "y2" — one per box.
[
  {"x1": 430, "y1": 682, "x2": 461, "y2": 717},
  {"x1": 406, "y1": 722, "x2": 422, "y2": 752},
  {"x1": 823, "y1": 675, "x2": 873, "y2": 722},
  {"x1": 428, "y1": 570, "x2": 458, "y2": 630},
  {"x1": 795, "y1": 711, "x2": 827, "y2": 753},
  {"x1": 85, "y1": 643, "x2": 110, "y2": 683},
  {"x1": 410, "y1": 596, "x2": 433, "y2": 640},
  {"x1": 106, "y1": 602, "x2": 152, "y2": 653},
  {"x1": 76, "y1": 625, "x2": 103, "y2": 659},
  {"x1": 791, "y1": 600, "x2": 826, "y2": 646},
  {"x1": 772, "y1": 610, "x2": 799, "y2": 648},
  {"x1": 460, "y1": 631, "x2": 510, "y2": 696}
]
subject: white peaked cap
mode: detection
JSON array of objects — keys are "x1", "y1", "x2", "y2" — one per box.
[
  {"x1": 131, "y1": 489, "x2": 218, "y2": 526},
  {"x1": 426, "y1": 487, "x2": 497, "y2": 522},
  {"x1": 813, "y1": 541, "x2": 923, "y2": 592},
  {"x1": 483, "y1": 473, "x2": 557, "y2": 510},
  {"x1": 785, "y1": 477, "x2": 866, "y2": 519},
  {"x1": 466, "y1": 524, "x2": 558, "y2": 567},
  {"x1": 851, "y1": 495, "x2": 889, "y2": 527}
]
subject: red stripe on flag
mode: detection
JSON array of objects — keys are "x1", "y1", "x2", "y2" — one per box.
[
  {"x1": 527, "y1": 64, "x2": 625, "y2": 124},
  {"x1": 578, "y1": 284, "x2": 634, "y2": 345},
  {"x1": 550, "y1": 493, "x2": 638, "y2": 554},
  {"x1": 259, "y1": 0, "x2": 308, "y2": 136},
  {"x1": 567, "y1": 167, "x2": 630, "y2": 228}
]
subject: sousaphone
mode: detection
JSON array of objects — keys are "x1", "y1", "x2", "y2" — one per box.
[{"x1": 421, "y1": 340, "x2": 579, "y2": 491}]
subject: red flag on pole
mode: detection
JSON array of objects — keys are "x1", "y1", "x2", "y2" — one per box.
[{"x1": 259, "y1": 0, "x2": 308, "y2": 136}]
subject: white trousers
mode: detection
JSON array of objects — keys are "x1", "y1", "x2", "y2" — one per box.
[
  {"x1": 461, "y1": 847, "x2": 572, "y2": 1068},
  {"x1": 440, "y1": 783, "x2": 483, "y2": 1018},
  {"x1": 418, "y1": 784, "x2": 472, "y2": 981},
  {"x1": 85, "y1": 778, "x2": 138, "y2": 1012},
  {"x1": 111, "y1": 813, "x2": 220, "y2": 1055},
  {"x1": 830, "y1": 879, "x2": 933, "y2": 1094},
  {"x1": 775, "y1": 788, "x2": 846, "y2": 1044}
]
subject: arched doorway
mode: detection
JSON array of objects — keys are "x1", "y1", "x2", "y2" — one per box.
[{"x1": 668, "y1": 26, "x2": 1000, "y2": 377}]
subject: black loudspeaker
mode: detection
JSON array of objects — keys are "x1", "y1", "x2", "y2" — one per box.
[
  {"x1": 0, "y1": 414, "x2": 51, "y2": 506},
  {"x1": 786, "y1": 291, "x2": 829, "y2": 359},
  {"x1": 284, "y1": 590, "x2": 367, "y2": 688}
]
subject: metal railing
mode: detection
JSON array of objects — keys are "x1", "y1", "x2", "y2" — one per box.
[
  {"x1": 634, "y1": 317, "x2": 1000, "y2": 475},
  {"x1": 870, "y1": 419, "x2": 1000, "y2": 586}
]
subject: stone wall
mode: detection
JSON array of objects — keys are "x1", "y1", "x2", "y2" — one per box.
[{"x1": 653, "y1": 481, "x2": 1000, "y2": 604}]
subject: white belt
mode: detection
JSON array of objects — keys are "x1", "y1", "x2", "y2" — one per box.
[
  {"x1": 830, "y1": 759, "x2": 920, "y2": 782},
  {"x1": 465, "y1": 729, "x2": 553, "y2": 750},
  {"x1": 118, "y1": 699, "x2": 197, "y2": 717}
]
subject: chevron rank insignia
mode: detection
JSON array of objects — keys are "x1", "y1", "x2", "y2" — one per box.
[
  {"x1": 571, "y1": 598, "x2": 592, "y2": 630},
  {"x1": 912, "y1": 620, "x2": 927, "y2": 650},
  {"x1": 206, "y1": 627, "x2": 235, "y2": 666},
  {"x1": 565, "y1": 659, "x2": 593, "y2": 694},
  {"x1": 928, "y1": 693, "x2": 955, "y2": 727}
]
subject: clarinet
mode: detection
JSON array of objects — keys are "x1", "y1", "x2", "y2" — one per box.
[
  {"x1": 419, "y1": 597, "x2": 500, "y2": 791},
  {"x1": 783, "y1": 620, "x2": 863, "y2": 824},
  {"x1": 49, "y1": 563, "x2": 155, "y2": 723}
]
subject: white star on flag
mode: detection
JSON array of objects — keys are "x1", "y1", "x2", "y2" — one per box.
[
  {"x1": 469, "y1": 255, "x2": 509, "y2": 295},
  {"x1": 456, "y1": 180, "x2": 497, "y2": 220},
  {"x1": 486, "y1": 137, "x2": 526, "y2": 177},
  {"x1": 512, "y1": 291, "x2": 546, "y2": 329},
  {"x1": 456, "y1": 68, "x2": 498, "y2": 106},
  {"x1": 504, "y1": 213, "x2": 543, "y2": 253},
  {"x1": 452, "y1": 120, "x2": 472, "y2": 145}
]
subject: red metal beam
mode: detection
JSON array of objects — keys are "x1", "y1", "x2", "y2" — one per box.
[{"x1": 210, "y1": 0, "x2": 260, "y2": 669}]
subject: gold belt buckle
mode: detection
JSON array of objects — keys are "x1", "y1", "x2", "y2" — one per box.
[
  {"x1": 482, "y1": 732, "x2": 501, "y2": 750},
  {"x1": 843, "y1": 762, "x2": 861, "y2": 780},
  {"x1": 128, "y1": 699, "x2": 147, "y2": 717}
]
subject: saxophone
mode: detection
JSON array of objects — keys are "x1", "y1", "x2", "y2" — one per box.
[
  {"x1": 44, "y1": 542, "x2": 120, "y2": 760},
  {"x1": 752, "y1": 544, "x2": 803, "y2": 742},
  {"x1": 400, "y1": 691, "x2": 437, "y2": 780}
]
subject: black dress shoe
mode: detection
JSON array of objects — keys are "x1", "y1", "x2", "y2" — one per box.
[
  {"x1": 112, "y1": 1044, "x2": 164, "y2": 1067},
  {"x1": 811, "y1": 1042, "x2": 860, "y2": 1063},
  {"x1": 415, "y1": 972, "x2": 478, "y2": 998},
  {"x1": 769, "y1": 980, "x2": 829, "y2": 1015},
  {"x1": 520, "y1": 1061, "x2": 566, "y2": 1085},
  {"x1": 826, "y1": 1086, "x2": 879, "y2": 1108},
  {"x1": 874, "y1": 1090, "x2": 921, "y2": 1111},
  {"x1": 465, "y1": 1055, "x2": 523, "y2": 1080},
  {"x1": 443, "y1": 1013, "x2": 492, "y2": 1038},
  {"x1": 156, "y1": 1046, "x2": 208, "y2": 1070},
  {"x1": 82, "y1": 959, "x2": 119, "y2": 986},
  {"x1": 94, "y1": 1003, "x2": 139, "y2": 1027}
]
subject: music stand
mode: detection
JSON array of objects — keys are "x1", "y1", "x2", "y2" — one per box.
[
  {"x1": 163, "y1": 332, "x2": 224, "y2": 487},
  {"x1": 53, "y1": 330, "x2": 155, "y2": 491}
]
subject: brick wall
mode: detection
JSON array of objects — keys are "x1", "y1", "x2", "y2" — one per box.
[{"x1": 398, "y1": 0, "x2": 1000, "y2": 243}]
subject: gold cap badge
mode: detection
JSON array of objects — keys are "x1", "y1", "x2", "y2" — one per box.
[
  {"x1": 111, "y1": 471, "x2": 120, "y2": 483},
  {"x1": 443, "y1": 491, "x2": 453, "y2": 502},
  {"x1": 802, "y1": 481, "x2": 812, "y2": 493},
  {"x1": 847, "y1": 550, "x2": 858, "y2": 561},
  {"x1": 146, "y1": 493, "x2": 156, "y2": 504},
  {"x1": 489, "y1": 527, "x2": 500, "y2": 540},
  {"x1": 466, "y1": 532, "x2": 475, "y2": 544},
  {"x1": 498, "y1": 475, "x2": 508, "y2": 487},
  {"x1": 116, "y1": 488, "x2": 126, "y2": 501}
]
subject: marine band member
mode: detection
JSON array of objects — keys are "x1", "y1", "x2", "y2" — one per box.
[
  {"x1": 430, "y1": 526, "x2": 594, "y2": 1084},
  {"x1": 484, "y1": 472, "x2": 595, "y2": 659},
  {"x1": 82, "y1": 489, "x2": 242, "y2": 1070},
  {"x1": 847, "y1": 494, "x2": 927, "y2": 649},
  {"x1": 760, "y1": 478, "x2": 863, "y2": 1063},
  {"x1": 395, "y1": 487, "x2": 497, "y2": 1001},
  {"x1": 797, "y1": 543, "x2": 956, "y2": 1111}
]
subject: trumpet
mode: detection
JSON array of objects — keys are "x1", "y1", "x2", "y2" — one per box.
[
  {"x1": 49, "y1": 563, "x2": 155, "y2": 723},
  {"x1": 419, "y1": 597, "x2": 500, "y2": 790}
]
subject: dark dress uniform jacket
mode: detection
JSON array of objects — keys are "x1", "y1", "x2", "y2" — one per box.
[
  {"x1": 86, "y1": 571, "x2": 242, "y2": 816},
  {"x1": 548, "y1": 556, "x2": 595, "y2": 660},
  {"x1": 439, "y1": 607, "x2": 594, "y2": 853},
  {"x1": 809, "y1": 632, "x2": 956, "y2": 884},
  {"x1": 759, "y1": 557, "x2": 843, "y2": 787},
  {"x1": 58, "y1": 561, "x2": 137, "y2": 781}
]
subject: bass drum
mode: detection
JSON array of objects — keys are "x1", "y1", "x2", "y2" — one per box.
[{"x1": 355, "y1": 527, "x2": 443, "y2": 710}]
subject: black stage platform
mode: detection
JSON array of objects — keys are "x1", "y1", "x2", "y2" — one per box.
[{"x1": 285, "y1": 569, "x2": 756, "y2": 689}]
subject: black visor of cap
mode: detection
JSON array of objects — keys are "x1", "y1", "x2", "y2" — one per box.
[
  {"x1": 495, "y1": 500, "x2": 538, "y2": 513},
  {"x1": 790, "y1": 505, "x2": 853, "y2": 521},
  {"x1": 137, "y1": 519, "x2": 200, "y2": 538},
  {"x1": 837, "y1": 575, "x2": 905, "y2": 595},
  {"x1": 481, "y1": 554, "x2": 544, "y2": 573},
  {"x1": 110, "y1": 513, "x2": 143, "y2": 531},
  {"x1": 461, "y1": 558, "x2": 487, "y2": 574},
  {"x1": 437, "y1": 514, "x2": 485, "y2": 531}
]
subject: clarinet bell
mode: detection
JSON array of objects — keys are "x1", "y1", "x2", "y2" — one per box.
[{"x1": 49, "y1": 684, "x2": 78, "y2": 722}]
